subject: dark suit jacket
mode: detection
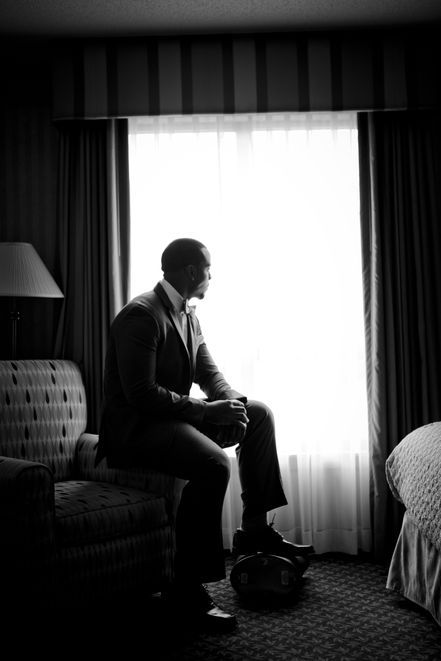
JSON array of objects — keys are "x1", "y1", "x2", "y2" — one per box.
[{"x1": 97, "y1": 282, "x2": 245, "y2": 466}]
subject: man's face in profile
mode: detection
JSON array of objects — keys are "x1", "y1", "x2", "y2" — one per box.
[{"x1": 191, "y1": 248, "x2": 211, "y2": 300}]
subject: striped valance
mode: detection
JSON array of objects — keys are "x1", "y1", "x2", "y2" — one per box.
[{"x1": 52, "y1": 30, "x2": 441, "y2": 119}]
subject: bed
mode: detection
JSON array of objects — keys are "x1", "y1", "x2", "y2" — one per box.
[{"x1": 385, "y1": 421, "x2": 441, "y2": 626}]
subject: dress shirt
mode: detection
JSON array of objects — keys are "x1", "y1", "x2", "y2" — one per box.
[{"x1": 160, "y1": 278, "x2": 191, "y2": 343}]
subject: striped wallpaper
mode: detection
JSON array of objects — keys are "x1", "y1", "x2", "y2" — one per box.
[{"x1": 52, "y1": 29, "x2": 441, "y2": 120}]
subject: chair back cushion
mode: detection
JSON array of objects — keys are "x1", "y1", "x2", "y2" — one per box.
[{"x1": 0, "y1": 360, "x2": 87, "y2": 481}]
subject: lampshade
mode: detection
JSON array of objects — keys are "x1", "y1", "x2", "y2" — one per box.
[{"x1": 0, "y1": 242, "x2": 64, "y2": 298}]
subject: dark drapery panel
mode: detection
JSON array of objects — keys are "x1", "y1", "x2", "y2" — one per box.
[
  {"x1": 51, "y1": 28, "x2": 441, "y2": 120},
  {"x1": 358, "y1": 110, "x2": 441, "y2": 561},
  {"x1": 55, "y1": 119, "x2": 130, "y2": 432},
  {"x1": 0, "y1": 41, "x2": 60, "y2": 360}
]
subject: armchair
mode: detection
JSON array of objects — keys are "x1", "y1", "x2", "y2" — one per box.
[{"x1": 0, "y1": 359, "x2": 184, "y2": 607}]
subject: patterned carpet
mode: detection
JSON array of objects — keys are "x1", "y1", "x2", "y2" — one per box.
[
  {"x1": 148, "y1": 553, "x2": 441, "y2": 661},
  {"x1": 19, "y1": 553, "x2": 441, "y2": 660}
]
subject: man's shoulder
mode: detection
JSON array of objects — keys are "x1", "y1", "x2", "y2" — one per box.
[
  {"x1": 114, "y1": 287, "x2": 165, "y2": 323},
  {"x1": 131, "y1": 289, "x2": 160, "y2": 308}
]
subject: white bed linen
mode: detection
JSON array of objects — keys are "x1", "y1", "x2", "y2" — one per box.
[
  {"x1": 386, "y1": 421, "x2": 441, "y2": 551},
  {"x1": 387, "y1": 512, "x2": 441, "y2": 627}
]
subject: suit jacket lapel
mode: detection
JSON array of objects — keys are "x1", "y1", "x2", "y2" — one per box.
[
  {"x1": 187, "y1": 310, "x2": 197, "y2": 371},
  {"x1": 154, "y1": 282, "x2": 190, "y2": 359}
]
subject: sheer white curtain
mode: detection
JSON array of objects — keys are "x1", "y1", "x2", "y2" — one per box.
[{"x1": 129, "y1": 112, "x2": 371, "y2": 555}]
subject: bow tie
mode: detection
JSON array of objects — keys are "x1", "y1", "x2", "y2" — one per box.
[{"x1": 181, "y1": 300, "x2": 191, "y2": 315}]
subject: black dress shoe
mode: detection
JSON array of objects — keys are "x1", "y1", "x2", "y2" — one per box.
[
  {"x1": 164, "y1": 583, "x2": 237, "y2": 633},
  {"x1": 232, "y1": 526, "x2": 315, "y2": 564}
]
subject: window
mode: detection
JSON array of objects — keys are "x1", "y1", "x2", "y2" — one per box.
[{"x1": 129, "y1": 112, "x2": 370, "y2": 553}]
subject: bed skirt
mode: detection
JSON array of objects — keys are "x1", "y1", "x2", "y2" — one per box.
[{"x1": 387, "y1": 511, "x2": 441, "y2": 627}]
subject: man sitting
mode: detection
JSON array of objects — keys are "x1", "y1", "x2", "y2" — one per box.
[{"x1": 97, "y1": 238, "x2": 313, "y2": 632}]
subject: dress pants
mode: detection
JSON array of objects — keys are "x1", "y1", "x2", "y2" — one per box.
[{"x1": 128, "y1": 400, "x2": 287, "y2": 585}]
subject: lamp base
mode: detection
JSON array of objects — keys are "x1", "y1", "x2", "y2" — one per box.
[{"x1": 10, "y1": 304, "x2": 20, "y2": 360}]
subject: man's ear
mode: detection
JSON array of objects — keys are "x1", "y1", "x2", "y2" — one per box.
[{"x1": 185, "y1": 264, "x2": 197, "y2": 281}]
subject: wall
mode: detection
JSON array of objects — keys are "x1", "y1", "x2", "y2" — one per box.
[{"x1": 0, "y1": 39, "x2": 60, "y2": 359}]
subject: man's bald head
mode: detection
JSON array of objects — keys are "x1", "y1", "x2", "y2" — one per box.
[
  {"x1": 161, "y1": 238, "x2": 207, "y2": 274},
  {"x1": 161, "y1": 238, "x2": 211, "y2": 300}
]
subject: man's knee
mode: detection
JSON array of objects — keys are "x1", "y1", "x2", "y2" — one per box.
[
  {"x1": 211, "y1": 451, "x2": 231, "y2": 482},
  {"x1": 198, "y1": 448, "x2": 231, "y2": 488},
  {"x1": 246, "y1": 400, "x2": 275, "y2": 428}
]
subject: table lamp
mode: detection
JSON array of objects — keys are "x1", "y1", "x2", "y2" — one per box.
[{"x1": 0, "y1": 242, "x2": 64, "y2": 359}]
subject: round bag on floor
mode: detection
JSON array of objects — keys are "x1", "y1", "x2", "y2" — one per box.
[{"x1": 230, "y1": 552, "x2": 303, "y2": 601}]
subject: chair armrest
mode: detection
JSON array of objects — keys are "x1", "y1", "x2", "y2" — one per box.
[
  {"x1": 75, "y1": 433, "x2": 186, "y2": 515},
  {"x1": 0, "y1": 456, "x2": 56, "y2": 596}
]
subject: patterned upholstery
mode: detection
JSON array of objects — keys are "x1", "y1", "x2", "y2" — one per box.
[
  {"x1": 0, "y1": 455, "x2": 56, "y2": 571},
  {"x1": 54, "y1": 480, "x2": 169, "y2": 546},
  {"x1": 0, "y1": 359, "x2": 181, "y2": 606},
  {"x1": 0, "y1": 360, "x2": 87, "y2": 481},
  {"x1": 57, "y1": 527, "x2": 174, "y2": 601},
  {"x1": 76, "y1": 432, "x2": 186, "y2": 518}
]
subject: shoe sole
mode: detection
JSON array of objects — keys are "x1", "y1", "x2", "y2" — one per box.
[
  {"x1": 232, "y1": 534, "x2": 315, "y2": 559},
  {"x1": 198, "y1": 613, "x2": 238, "y2": 633}
]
